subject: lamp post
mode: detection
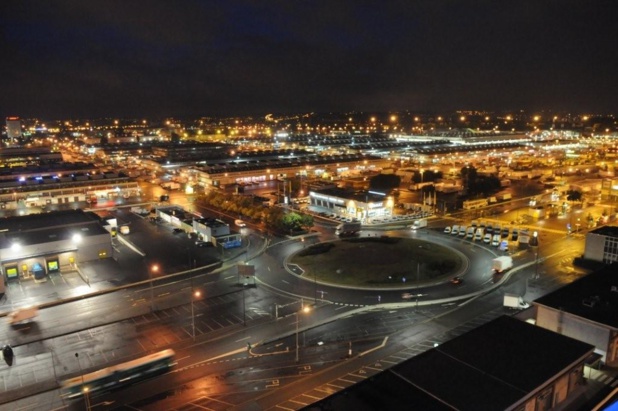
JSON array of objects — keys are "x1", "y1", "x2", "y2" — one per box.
[
  {"x1": 295, "y1": 303, "x2": 311, "y2": 363},
  {"x1": 191, "y1": 289, "x2": 201, "y2": 340},
  {"x1": 75, "y1": 353, "x2": 91, "y2": 411},
  {"x1": 150, "y1": 264, "x2": 159, "y2": 312},
  {"x1": 531, "y1": 231, "x2": 540, "y2": 279}
]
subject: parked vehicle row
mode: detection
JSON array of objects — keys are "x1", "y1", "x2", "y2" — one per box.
[{"x1": 443, "y1": 221, "x2": 517, "y2": 250}]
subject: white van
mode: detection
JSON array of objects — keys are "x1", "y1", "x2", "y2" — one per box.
[
  {"x1": 7, "y1": 307, "x2": 38, "y2": 325},
  {"x1": 451, "y1": 225, "x2": 460, "y2": 235},
  {"x1": 474, "y1": 228, "x2": 484, "y2": 241}
]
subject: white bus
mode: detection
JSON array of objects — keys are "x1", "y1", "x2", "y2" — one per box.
[{"x1": 462, "y1": 198, "x2": 489, "y2": 210}]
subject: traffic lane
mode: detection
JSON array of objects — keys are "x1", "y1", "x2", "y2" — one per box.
[{"x1": 256, "y1": 230, "x2": 494, "y2": 305}]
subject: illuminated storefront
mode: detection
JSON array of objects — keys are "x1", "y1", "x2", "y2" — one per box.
[{"x1": 309, "y1": 188, "x2": 394, "y2": 221}]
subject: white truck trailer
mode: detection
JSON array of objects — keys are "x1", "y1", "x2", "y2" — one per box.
[
  {"x1": 492, "y1": 256, "x2": 513, "y2": 273},
  {"x1": 503, "y1": 293, "x2": 530, "y2": 309},
  {"x1": 336, "y1": 221, "x2": 362, "y2": 236},
  {"x1": 411, "y1": 219, "x2": 428, "y2": 230}
]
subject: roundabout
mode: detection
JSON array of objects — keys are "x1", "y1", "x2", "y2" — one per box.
[
  {"x1": 258, "y1": 226, "x2": 508, "y2": 307},
  {"x1": 288, "y1": 236, "x2": 468, "y2": 290}
]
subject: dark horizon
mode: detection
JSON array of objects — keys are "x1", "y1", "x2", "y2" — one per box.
[{"x1": 2, "y1": 1, "x2": 618, "y2": 120}]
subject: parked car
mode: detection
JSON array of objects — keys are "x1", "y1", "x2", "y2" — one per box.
[
  {"x1": 491, "y1": 234, "x2": 501, "y2": 247},
  {"x1": 172, "y1": 228, "x2": 184, "y2": 234},
  {"x1": 451, "y1": 225, "x2": 460, "y2": 235},
  {"x1": 483, "y1": 233, "x2": 492, "y2": 244},
  {"x1": 444, "y1": 226, "x2": 452, "y2": 234},
  {"x1": 458, "y1": 226, "x2": 468, "y2": 237}
]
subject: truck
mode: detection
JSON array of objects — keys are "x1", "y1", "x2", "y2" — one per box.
[
  {"x1": 161, "y1": 181, "x2": 181, "y2": 190},
  {"x1": 7, "y1": 306, "x2": 39, "y2": 325},
  {"x1": 411, "y1": 219, "x2": 427, "y2": 230},
  {"x1": 503, "y1": 293, "x2": 530, "y2": 309},
  {"x1": 492, "y1": 256, "x2": 513, "y2": 273},
  {"x1": 336, "y1": 221, "x2": 362, "y2": 236}
]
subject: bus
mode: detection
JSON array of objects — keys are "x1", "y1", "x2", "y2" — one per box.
[
  {"x1": 61, "y1": 349, "x2": 175, "y2": 399},
  {"x1": 462, "y1": 198, "x2": 489, "y2": 210}
]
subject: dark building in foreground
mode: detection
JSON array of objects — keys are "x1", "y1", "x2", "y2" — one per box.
[
  {"x1": 304, "y1": 316, "x2": 594, "y2": 411},
  {"x1": 534, "y1": 264, "x2": 618, "y2": 367}
]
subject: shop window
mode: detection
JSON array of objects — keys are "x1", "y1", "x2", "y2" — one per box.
[
  {"x1": 5, "y1": 266, "x2": 19, "y2": 280},
  {"x1": 46, "y1": 259, "x2": 59, "y2": 272}
]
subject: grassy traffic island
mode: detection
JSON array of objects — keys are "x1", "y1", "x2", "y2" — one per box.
[{"x1": 290, "y1": 236, "x2": 464, "y2": 289}]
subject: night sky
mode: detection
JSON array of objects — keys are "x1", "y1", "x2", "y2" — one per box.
[{"x1": 1, "y1": 1, "x2": 617, "y2": 120}]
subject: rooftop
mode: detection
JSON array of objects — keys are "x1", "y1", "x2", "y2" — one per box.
[
  {"x1": 589, "y1": 225, "x2": 618, "y2": 238},
  {"x1": 304, "y1": 316, "x2": 594, "y2": 410},
  {"x1": 535, "y1": 264, "x2": 618, "y2": 329}
]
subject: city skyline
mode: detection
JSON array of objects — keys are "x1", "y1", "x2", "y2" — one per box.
[{"x1": 1, "y1": 1, "x2": 618, "y2": 120}]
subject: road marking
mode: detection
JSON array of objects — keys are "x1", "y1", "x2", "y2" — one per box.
[
  {"x1": 358, "y1": 336, "x2": 389, "y2": 357},
  {"x1": 266, "y1": 379, "x2": 280, "y2": 388}
]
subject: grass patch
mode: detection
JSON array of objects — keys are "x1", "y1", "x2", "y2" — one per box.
[{"x1": 290, "y1": 237, "x2": 463, "y2": 288}]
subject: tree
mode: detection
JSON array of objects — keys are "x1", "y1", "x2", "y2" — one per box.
[
  {"x1": 566, "y1": 190, "x2": 582, "y2": 202},
  {"x1": 369, "y1": 174, "x2": 401, "y2": 192},
  {"x1": 461, "y1": 165, "x2": 478, "y2": 192}
]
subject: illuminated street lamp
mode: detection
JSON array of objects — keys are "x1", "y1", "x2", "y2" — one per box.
[
  {"x1": 75, "y1": 353, "x2": 91, "y2": 411},
  {"x1": 150, "y1": 264, "x2": 159, "y2": 312},
  {"x1": 191, "y1": 289, "x2": 201, "y2": 340},
  {"x1": 295, "y1": 303, "x2": 311, "y2": 363}
]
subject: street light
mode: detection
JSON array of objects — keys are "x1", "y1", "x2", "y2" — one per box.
[
  {"x1": 531, "y1": 231, "x2": 540, "y2": 279},
  {"x1": 295, "y1": 303, "x2": 311, "y2": 363},
  {"x1": 75, "y1": 353, "x2": 91, "y2": 411},
  {"x1": 150, "y1": 264, "x2": 159, "y2": 312},
  {"x1": 191, "y1": 289, "x2": 201, "y2": 340}
]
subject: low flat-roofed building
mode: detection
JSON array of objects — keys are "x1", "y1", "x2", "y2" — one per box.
[
  {"x1": 584, "y1": 226, "x2": 618, "y2": 264},
  {"x1": 193, "y1": 217, "x2": 230, "y2": 242},
  {"x1": 535, "y1": 264, "x2": 618, "y2": 367},
  {"x1": 304, "y1": 315, "x2": 594, "y2": 411},
  {"x1": 0, "y1": 209, "x2": 112, "y2": 282},
  {"x1": 309, "y1": 187, "x2": 394, "y2": 220}
]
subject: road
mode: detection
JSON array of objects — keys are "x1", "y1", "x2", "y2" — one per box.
[{"x1": 0, "y1": 183, "x2": 596, "y2": 410}]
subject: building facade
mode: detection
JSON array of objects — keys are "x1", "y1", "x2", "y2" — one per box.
[
  {"x1": 0, "y1": 210, "x2": 113, "y2": 284},
  {"x1": 584, "y1": 226, "x2": 618, "y2": 264}
]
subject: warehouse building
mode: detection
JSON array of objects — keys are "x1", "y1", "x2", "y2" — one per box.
[{"x1": 0, "y1": 209, "x2": 112, "y2": 284}]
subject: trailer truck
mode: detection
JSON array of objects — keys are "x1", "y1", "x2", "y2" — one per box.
[
  {"x1": 492, "y1": 256, "x2": 513, "y2": 273},
  {"x1": 411, "y1": 219, "x2": 427, "y2": 230},
  {"x1": 336, "y1": 222, "x2": 362, "y2": 236},
  {"x1": 503, "y1": 293, "x2": 529, "y2": 309}
]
